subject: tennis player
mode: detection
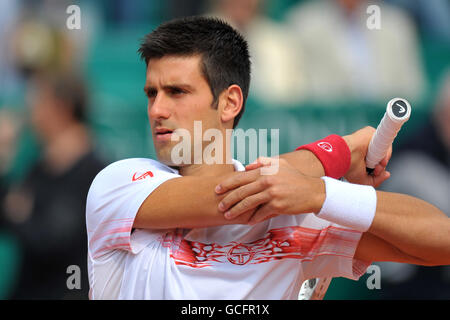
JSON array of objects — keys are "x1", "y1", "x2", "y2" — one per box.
[{"x1": 86, "y1": 17, "x2": 450, "y2": 299}]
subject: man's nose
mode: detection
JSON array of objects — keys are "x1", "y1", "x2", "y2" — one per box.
[{"x1": 148, "y1": 94, "x2": 171, "y2": 120}]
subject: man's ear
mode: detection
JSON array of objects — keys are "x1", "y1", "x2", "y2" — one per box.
[{"x1": 220, "y1": 85, "x2": 243, "y2": 125}]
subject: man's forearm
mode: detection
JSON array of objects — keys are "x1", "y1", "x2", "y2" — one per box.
[
  {"x1": 134, "y1": 149, "x2": 328, "y2": 230},
  {"x1": 280, "y1": 150, "x2": 325, "y2": 177},
  {"x1": 134, "y1": 132, "x2": 361, "y2": 230},
  {"x1": 315, "y1": 177, "x2": 449, "y2": 266},
  {"x1": 279, "y1": 133, "x2": 354, "y2": 179},
  {"x1": 134, "y1": 173, "x2": 254, "y2": 229},
  {"x1": 368, "y1": 191, "x2": 450, "y2": 265},
  {"x1": 282, "y1": 129, "x2": 392, "y2": 188}
]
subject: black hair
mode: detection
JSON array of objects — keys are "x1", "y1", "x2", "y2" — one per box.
[{"x1": 138, "y1": 16, "x2": 251, "y2": 128}]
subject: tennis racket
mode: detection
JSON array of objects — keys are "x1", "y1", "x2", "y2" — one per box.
[
  {"x1": 298, "y1": 98, "x2": 412, "y2": 300},
  {"x1": 298, "y1": 277, "x2": 332, "y2": 300},
  {"x1": 366, "y1": 97, "x2": 411, "y2": 173}
]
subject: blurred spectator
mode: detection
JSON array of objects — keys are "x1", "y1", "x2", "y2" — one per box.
[
  {"x1": 97, "y1": 0, "x2": 165, "y2": 27},
  {"x1": 0, "y1": 110, "x2": 21, "y2": 177},
  {"x1": 286, "y1": 0, "x2": 426, "y2": 103},
  {"x1": 207, "y1": 0, "x2": 309, "y2": 106},
  {"x1": 386, "y1": 0, "x2": 450, "y2": 44},
  {"x1": 168, "y1": 0, "x2": 205, "y2": 20},
  {"x1": 2, "y1": 73, "x2": 106, "y2": 299},
  {"x1": 9, "y1": 0, "x2": 99, "y2": 81},
  {"x1": 0, "y1": 0, "x2": 22, "y2": 101},
  {"x1": 12, "y1": 18, "x2": 75, "y2": 77},
  {"x1": 378, "y1": 69, "x2": 450, "y2": 299}
]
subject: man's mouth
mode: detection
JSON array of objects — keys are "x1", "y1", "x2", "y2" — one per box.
[{"x1": 154, "y1": 128, "x2": 174, "y2": 141}]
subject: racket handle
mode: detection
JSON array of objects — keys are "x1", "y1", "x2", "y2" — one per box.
[
  {"x1": 298, "y1": 277, "x2": 332, "y2": 300},
  {"x1": 366, "y1": 98, "x2": 411, "y2": 173}
]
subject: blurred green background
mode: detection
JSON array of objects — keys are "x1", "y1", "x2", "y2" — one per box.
[{"x1": 1, "y1": 0, "x2": 449, "y2": 299}]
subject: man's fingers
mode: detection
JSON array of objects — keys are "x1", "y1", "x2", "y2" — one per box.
[
  {"x1": 373, "y1": 146, "x2": 392, "y2": 176},
  {"x1": 219, "y1": 181, "x2": 265, "y2": 213},
  {"x1": 215, "y1": 169, "x2": 260, "y2": 194},
  {"x1": 248, "y1": 205, "x2": 277, "y2": 225},
  {"x1": 373, "y1": 163, "x2": 385, "y2": 176},
  {"x1": 387, "y1": 145, "x2": 393, "y2": 162},
  {"x1": 245, "y1": 162, "x2": 264, "y2": 171},
  {"x1": 373, "y1": 170, "x2": 391, "y2": 188},
  {"x1": 379, "y1": 146, "x2": 393, "y2": 168},
  {"x1": 229, "y1": 208, "x2": 256, "y2": 224},
  {"x1": 379, "y1": 154, "x2": 389, "y2": 168},
  {"x1": 224, "y1": 192, "x2": 271, "y2": 220},
  {"x1": 245, "y1": 157, "x2": 274, "y2": 171}
]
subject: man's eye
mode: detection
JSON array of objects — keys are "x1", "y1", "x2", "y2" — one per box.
[
  {"x1": 169, "y1": 88, "x2": 184, "y2": 95},
  {"x1": 147, "y1": 90, "x2": 157, "y2": 98}
]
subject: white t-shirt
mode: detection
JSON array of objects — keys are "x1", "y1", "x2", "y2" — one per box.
[{"x1": 86, "y1": 158, "x2": 371, "y2": 300}]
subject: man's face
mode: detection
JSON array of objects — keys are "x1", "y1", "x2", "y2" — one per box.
[{"x1": 145, "y1": 55, "x2": 222, "y2": 166}]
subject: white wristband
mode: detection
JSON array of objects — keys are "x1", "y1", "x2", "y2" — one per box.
[{"x1": 316, "y1": 177, "x2": 377, "y2": 232}]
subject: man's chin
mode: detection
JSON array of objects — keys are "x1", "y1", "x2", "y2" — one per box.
[
  {"x1": 155, "y1": 152, "x2": 172, "y2": 165},
  {"x1": 155, "y1": 150, "x2": 182, "y2": 168}
]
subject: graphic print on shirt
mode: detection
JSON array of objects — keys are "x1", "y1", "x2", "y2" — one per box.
[{"x1": 159, "y1": 226, "x2": 360, "y2": 268}]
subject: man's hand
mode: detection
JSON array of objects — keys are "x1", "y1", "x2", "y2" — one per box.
[
  {"x1": 214, "y1": 127, "x2": 391, "y2": 225},
  {"x1": 343, "y1": 126, "x2": 392, "y2": 188},
  {"x1": 215, "y1": 158, "x2": 325, "y2": 224}
]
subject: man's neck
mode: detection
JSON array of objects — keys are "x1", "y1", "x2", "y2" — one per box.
[{"x1": 178, "y1": 162, "x2": 236, "y2": 177}]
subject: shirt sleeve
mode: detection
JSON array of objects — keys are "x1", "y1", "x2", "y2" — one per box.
[
  {"x1": 86, "y1": 158, "x2": 180, "y2": 258},
  {"x1": 296, "y1": 214, "x2": 372, "y2": 281}
]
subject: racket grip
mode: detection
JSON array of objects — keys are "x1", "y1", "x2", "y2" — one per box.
[{"x1": 366, "y1": 98, "x2": 411, "y2": 171}]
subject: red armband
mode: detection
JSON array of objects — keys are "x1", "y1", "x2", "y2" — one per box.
[{"x1": 295, "y1": 134, "x2": 351, "y2": 179}]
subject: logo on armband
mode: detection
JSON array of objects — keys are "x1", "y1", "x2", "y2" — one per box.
[{"x1": 317, "y1": 142, "x2": 333, "y2": 152}]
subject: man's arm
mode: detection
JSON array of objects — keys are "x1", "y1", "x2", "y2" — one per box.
[
  {"x1": 134, "y1": 127, "x2": 384, "y2": 230},
  {"x1": 215, "y1": 163, "x2": 450, "y2": 266},
  {"x1": 355, "y1": 191, "x2": 450, "y2": 266},
  {"x1": 279, "y1": 150, "x2": 324, "y2": 177},
  {"x1": 134, "y1": 149, "x2": 323, "y2": 230},
  {"x1": 133, "y1": 174, "x2": 251, "y2": 229},
  {"x1": 279, "y1": 126, "x2": 391, "y2": 187}
]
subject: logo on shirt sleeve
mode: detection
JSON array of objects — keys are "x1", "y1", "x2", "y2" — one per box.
[{"x1": 132, "y1": 171, "x2": 154, "y2": 182}]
